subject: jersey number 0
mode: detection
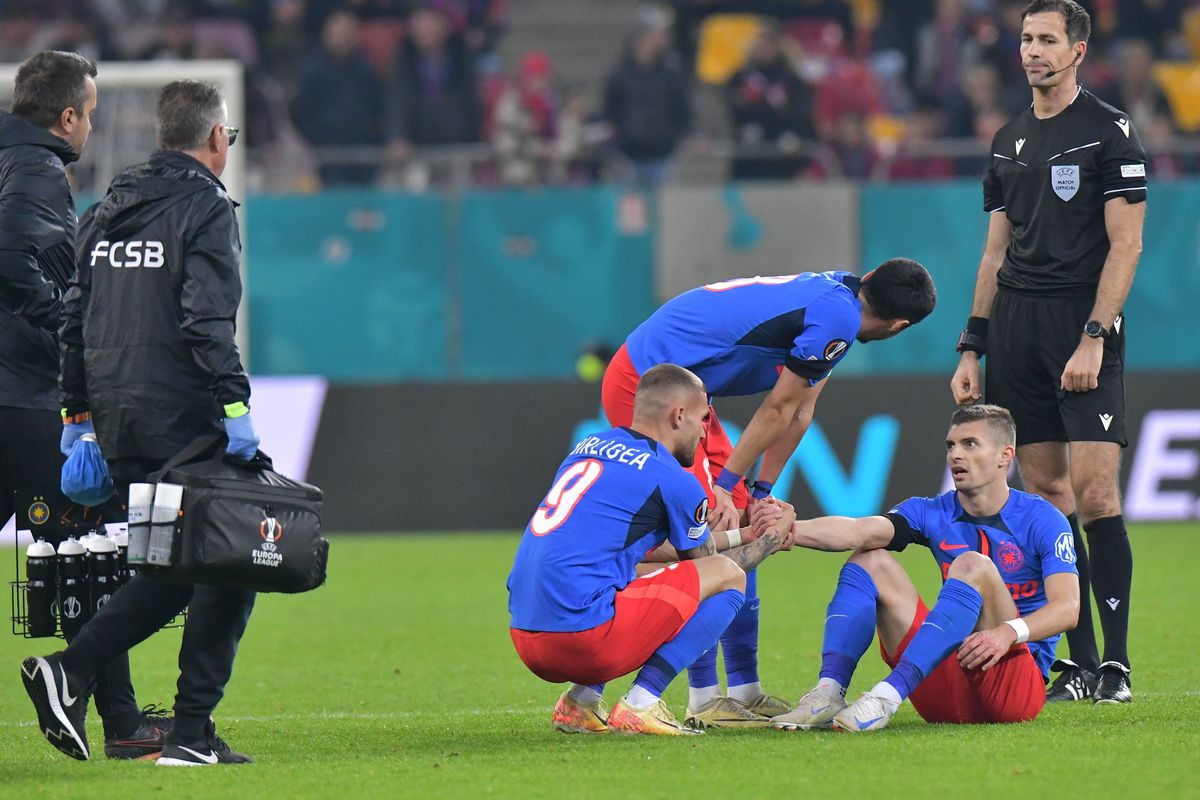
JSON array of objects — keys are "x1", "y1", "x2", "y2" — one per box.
[{"x1": 530, "y1": 459, "x2": 604, "y2": 536}]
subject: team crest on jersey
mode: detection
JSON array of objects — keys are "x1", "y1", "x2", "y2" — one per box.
[
  {"x1": 1052, "y1": 165, "x2": 1079, "y2": 201},
  {"x1": 27, "y1": 499, "x2": 50, "y2": 526},
  {"x1": 1054, "y1": 531, "x2": 1077, "y2": 564},
  {"x1": 823, "y1": 339, "x2": 849, "y2": 360},
  {"x1": 998, "y1": 541, "x2": 1025, "y2": 574}
]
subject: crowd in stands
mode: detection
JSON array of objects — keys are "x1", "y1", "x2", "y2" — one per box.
[{"x1": 2, "y1": 0, "x2": 1197, "y2": 187}]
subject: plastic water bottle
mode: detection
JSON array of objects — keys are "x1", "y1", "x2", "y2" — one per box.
[
  {"x1": 147, "y1": 483, "x2": 183, "y2": 567},
  {"x1": 24, "y1": 539, "x2": 57, "y2": 637},
  {"x1": 86, "y1": 534, "x2": 119, "y2": 614},
  {"x1": 56, "y1": 537, "x2": 90, "y2": 639},
  {"x1": 127, "y1": 483, "x2": 155, "y2": 565},
  {"x1": 107, "y1": 523, "x2": 132, "y2": 586}
]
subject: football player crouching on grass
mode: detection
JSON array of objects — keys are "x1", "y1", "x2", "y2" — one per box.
[
  {"x1": 756, "y1": 404, "x2": 1080, "y2": 732},
  {"x1": 507, "y1": 364, "x2": 796, "y2": 736}
]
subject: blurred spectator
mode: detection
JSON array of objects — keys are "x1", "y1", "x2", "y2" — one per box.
[
  {"x1": 810, "y1": 111, "x2": 880, "y2": 180},
  {"x1": 137, "y1": 7, "x2": 199, "y2": 60},
  {"x1": 884, "y1": 103, "x2": 955, "y2": 180},
  {"x1": 913, "y1": 0, "x2": 973, "y2": 106},
  {"x1": 726, "y1": 26, "x2": 815, "y2": 180},
  {"x1": 431, "y1": 0, "x2": 509, "y2": 70},
  {"x1": 1116, "y1": 0, "x2": 1184, "y2": 52},
  {"x1": 489, "y1": 51, "x2": 561, "y2": 185},
  {"x1": 603, "y1": 6, "x2": 691, "y2": 184},
  {"x1": 292, "y1": 11, "x2": 388, "y2": 186},
  {"x1": 945, "y1": 62, "x2": 1005, "y2": 138},
  {"x1": 813, "y1": 58, "x2": 884, "y2": 137},
  {"x1": 388, "y1": 3, "x2": 481, "y2": 153},
  {"x1": 1109, "y1": 38, "x2": 1174, "y2": 132},
  {"x1": 262, "y1": 0, "x2": 314, "y2": 86}
]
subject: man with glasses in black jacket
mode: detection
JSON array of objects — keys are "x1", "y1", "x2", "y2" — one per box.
[{"x1": 21, "y1": 79, "x2": 261, "y2": 767}]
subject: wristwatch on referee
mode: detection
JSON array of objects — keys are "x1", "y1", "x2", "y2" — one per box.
[
  {"x1": 956, "y1": 316, "x2": 988, "y2": 355},
  {"x1": 1083, "y1": 320, "x2": 1110, "y2": 339}
]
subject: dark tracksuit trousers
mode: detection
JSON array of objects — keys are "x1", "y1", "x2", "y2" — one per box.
[
  {"x1": 0, "y1": 406, "x2": 141, "y2": 738},
  {"x1": 60, "y1": 457, "x2": 257, "y2": 742}
]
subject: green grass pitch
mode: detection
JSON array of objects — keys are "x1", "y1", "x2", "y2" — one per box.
[{"x1": 1, "y1": 524, "x2": 1197, "y2": 798}]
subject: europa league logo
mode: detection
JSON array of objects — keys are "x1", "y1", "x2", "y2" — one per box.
[{"x1": 260, "y1": 515, "x2": 284, "y2": 543}]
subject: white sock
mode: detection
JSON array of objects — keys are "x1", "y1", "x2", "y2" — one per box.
[
  {"x1": 817, "y1": 677, "x2": 846, "y2": 696},
  {"x1": 624, "y1": 685, "x2": 659, "y2": 709},
  {"x1": 870, "y1": 680, "x2": 903, "y2": 707},
  {"x1": 568, "y1": 683, "x2": 602, "y2": 706},
  {"x1": 727, "y1": 681, "x2": 762, "y2": 704},
  {"x1": 688, "y1": 684, "x2": 722, "y2": 709}
]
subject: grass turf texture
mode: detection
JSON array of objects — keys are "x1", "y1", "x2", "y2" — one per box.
[{"x1": 1, "y1": 524, "x2": 1197, "y2": 799}]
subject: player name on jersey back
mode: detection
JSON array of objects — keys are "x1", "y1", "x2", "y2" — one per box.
[{"x1": 570, "y1": 435, "x2": 653, "y2": 470}]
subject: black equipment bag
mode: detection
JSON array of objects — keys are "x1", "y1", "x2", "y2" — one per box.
[{"x1": 148, "y1": 436, "x2": 328, "y2": 593}]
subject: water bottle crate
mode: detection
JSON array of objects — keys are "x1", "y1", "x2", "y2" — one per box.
[{"x1": 10, "y1": 538, "x2": 186, "y2": 639}]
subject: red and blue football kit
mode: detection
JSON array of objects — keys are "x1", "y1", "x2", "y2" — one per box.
[
  {"x1": 882, "y1": 489, "x2": 1078, "y2": 723},
  {"x1": 601, "y1": 271, "x2": 863, "y2": 507},
  {"x1": 507, "y1": 427, "x2": 712, "y2": 685}
]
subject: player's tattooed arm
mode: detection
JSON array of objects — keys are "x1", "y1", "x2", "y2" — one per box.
[
  {"x1": 677, "y1": 536, "x2": 718, "y2": 560},
  {"x1": 725, "y1": 500, "x2": 797, "y2": 569}
]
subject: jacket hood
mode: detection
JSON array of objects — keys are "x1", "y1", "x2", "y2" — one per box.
[
  {"x1": 92, "y1": 150, "x2": 228, "y2": 239},
  {"x1": 0, "y1": 108, "x2": 79, "y2": 164}
]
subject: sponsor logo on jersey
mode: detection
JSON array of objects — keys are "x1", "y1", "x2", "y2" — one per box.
[
  {"x1": 998, "y1": 541, "x2": 1025, "y2": 573},
  {"x1": 1054, "y1": 531, "x2": 1077, "y2": 564},
  {"x1": 688, "y1": 523, "x2": 708, "y2": 539},
  {"x1": 823, "y1": 339, "x2": 849, "y2": 360},
  {"x1": 89, "y1": 240, "x2": 166, "y2": 268},
  {"x1": 1015, "y1": 137, "x2": 1026, "y2": 155},
  {"x1": 1115, "y1": 118, "x2": 1130, "y2": 138},
  {"x1": 1051, "y1": 165, "x2": 1079, "y2": 201},
  {"x1": 1120, "y1": 163, "x2": 1145, "y2": 178}
]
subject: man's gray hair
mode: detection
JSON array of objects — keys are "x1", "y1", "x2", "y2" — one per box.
[{"x1": 156, "y1": 80, "x2": 225, "y2": 151}]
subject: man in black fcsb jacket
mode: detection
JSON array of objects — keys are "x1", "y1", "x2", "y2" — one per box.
[
  {"x1": 21, "y1": 80, "x2": 263, "y2": 767},
  {"x1": 0, "y1": 50, "x2": 173, "y2": 760},
  {"x1": 951, "y1": 0, "x2": 1145, "y2": 705}
]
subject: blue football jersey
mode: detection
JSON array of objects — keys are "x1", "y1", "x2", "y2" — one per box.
[
  {"x1": 885, "y1": 489, "x2": 1078, "y2": 678},
  {"x1": 624, "y1": 271, "x2": 863, "y2": 397},
  {"x1": 507, "y1": 426, "x2": 712, "y2": 633}
]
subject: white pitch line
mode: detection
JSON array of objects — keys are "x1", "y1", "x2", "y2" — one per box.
[{"x1": 0, "y1": 708, "x2": 546, "y2": 729}]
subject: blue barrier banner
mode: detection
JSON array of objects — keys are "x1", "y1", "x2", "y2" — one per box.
[
  {"x1": 246, "y1": 191, "x2": 450, "y2": 379},
  {"x1": 457, "y1": 186, "x2": 656, "y2": 379}
]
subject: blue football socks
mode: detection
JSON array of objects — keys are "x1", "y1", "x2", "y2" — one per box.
[
  {"x1": 633, "y1": 589, "x2": 745, "y2": 701},
  {"x1": 818, "y1": 562, "x2": 880, "y2": 689},
  {"x1": 721, "y1": 568, "x2": 760, "y2": 687},
  {"x1": 883, "y1": 578, "x2": 983, "y2": 700}
]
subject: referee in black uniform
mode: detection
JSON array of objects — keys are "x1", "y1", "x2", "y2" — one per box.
[{"x1": 951, "y1": 0, "x2": 1145, "y2": 704}]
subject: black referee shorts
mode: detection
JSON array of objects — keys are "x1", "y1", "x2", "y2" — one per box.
[{"x1": 985, "y1": 289, "x2": 1127, "y2": 447}]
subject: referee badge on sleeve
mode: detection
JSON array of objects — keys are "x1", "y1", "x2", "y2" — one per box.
[{"x1": 1052, "y1": 165, "x2": 1079, "y2": 201}]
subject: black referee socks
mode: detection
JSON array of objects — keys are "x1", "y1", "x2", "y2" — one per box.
[
  {"x1": 1063, "y1": 513, "x2": 1100, "y2": 674},
  {"x1": 1084, "y1": 515, "x2": 1133, "y2": 669}
]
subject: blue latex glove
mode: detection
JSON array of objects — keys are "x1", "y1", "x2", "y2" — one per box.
[
  {"x1": 61, "y1": 435, "x2": 115, "y2": 506},
  {"x1": 60, "y1": 416, "x2": 95, "y2": 457},
  {"x1": 223, "y1": 402, "x2": 260, "y2": 461}
]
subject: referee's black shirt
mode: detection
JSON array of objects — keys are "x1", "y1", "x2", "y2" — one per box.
[{"x1": 983, "y1": 88, "x2": 1147, "y2": 298}]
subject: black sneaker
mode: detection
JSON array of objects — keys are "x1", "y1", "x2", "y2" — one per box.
[
  {"x1": 104, "y1": 704, "x2": 174, "y2": 760},
  {"x1": 1045, "y1": 658, "x2": 1098, "y2": 702},
  {"x1": 20, "y1": 652, "x2": 92, "y2": 760},
  {"x1": 157, "y1": 720, "x2": 252, "y2": 767},
  {"x1": 1094, "y1": 661, "x2": 1132, "y2": 704}
]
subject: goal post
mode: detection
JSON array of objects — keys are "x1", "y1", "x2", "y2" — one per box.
[{"x1": 0, "y1": 59, "x2": 250, "y2": 362}]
